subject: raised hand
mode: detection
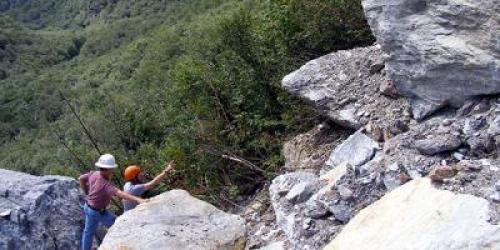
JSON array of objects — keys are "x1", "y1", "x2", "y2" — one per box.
[{"x1": 163, "y1": 161, "x2": 175, "y2": 175}]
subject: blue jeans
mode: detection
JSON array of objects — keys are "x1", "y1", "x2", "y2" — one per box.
[{"x1": 82, "y1": 203, "x2": 116, "y2": 250}]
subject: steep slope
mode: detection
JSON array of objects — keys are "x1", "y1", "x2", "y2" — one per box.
[{"x1": 0, "y1": 1, "x2": 374, "y2": 205}]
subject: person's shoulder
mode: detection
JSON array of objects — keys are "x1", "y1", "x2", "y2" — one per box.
[{"x1": 78, "y1": 170, "x2": 94, "y2": 180}]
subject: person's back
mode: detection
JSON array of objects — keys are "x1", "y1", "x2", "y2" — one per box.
[
  {"x1": 122, "y1": 181, "x2": 146, "y2": 211},
  {"x1": 83, "y1": 171, "x2": 118, "y2": 210},
  {"x1": 122, "y1": 162, "x2": 174, "y2": 211}
]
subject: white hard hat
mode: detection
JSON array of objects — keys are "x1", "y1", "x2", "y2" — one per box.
[{"x1": 95, "y1": 154, "x2": 118, "y2": 169}]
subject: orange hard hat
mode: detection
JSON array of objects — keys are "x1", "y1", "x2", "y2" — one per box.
[{"x1": 124, "y1": 165, "x2": 141, "y2": 181}]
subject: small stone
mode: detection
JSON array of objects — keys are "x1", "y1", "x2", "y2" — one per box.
[
  {"x1": 360, "y1": 177, "x2": 373, "y2": 185},
  {"x1": 383, "y1": 171, "x2": 410, "y2": 191},
  {"x1": 365, "y1": 122, "x2": 384, "y2": 142},
  {"x1": 337, "y1": 185, "x2": 354, "y2": 200},
  {"x1": 250, "y1": 201, "x2": 264, "y2": 212},
  {"x1": 383, "y1": 130, "x2": 392, "y2": 142},
  {"x1": 442, "y1": 119, "x2": 453, "y2": 126},
  {"x1": 407, "y1": 170, "x2": 422, "y2": 179},
  {"x1": 271, "y1": 172, "x2": 318, "y2": 197},
  {"x1": 387, "y1": 162, "x2": 399, "y2": 172},
  {"x1": 410, "y1": 98, "x2": 443, "y2": 121},
  {"x1": 388, "y1": 119, "x2": 409, "y2": 135},
  {"x1": 495, "y1": 181, "x2": 500, "y2": 191},
  {"x1": 329, "y1": 204, "x2": 352, "y2": 223},
  {"x1": 383, "y1": 174, "x2": 400, "y2": 191},
  {"x1": 490, "y1": 192, "x2": 500, "y2": 203},
  {"x1": 325, "y1": 130, "x2": 379, "y2": 170},
  {"x1": 302, "y1": 218, "x2": 313, "y2": 230},
  {"x1": 370, "y1": 62, "x2": 385, "y2": 74},
  {"x1": 488, "y1": 116, "x2": 500, "y2": 135},
  {"x1": 286, "y1": 182, "x2": 315, "y2": 204},
  {"x1": 0, "y1": 209, "x2": 11, "y2": 218},
  {"x1": 429, "y1": 165, "x2": 456, "y2": 182},
  {"x1": 456, "y1": 160, "x2": 483, "y2": 171},
  {"x1": 414, "y1": 135, "x2": 462, "y2": 156},
  {"x1": 304, "y1": 201, "x2": 330, "y2": 219},
  {"x1": 467, "y1": 134, "x2": 495, "y2": 156},
  {"x1": 379, "y1": 80, "x2": 399, "y2": 97},
  {"x1": 304, "y1": 218, "x2": 312, "y2": 225},
  {"x1": 320, "y1": 162, "x2": 350, "y2": 184},
  {"x1": 452, "y1": 152, "x2": 465, "y2": 161},
  {"x1": 328, "y1": 106, "x2": 362, "y2": 130}
]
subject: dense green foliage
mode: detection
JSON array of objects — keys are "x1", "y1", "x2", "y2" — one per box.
[{"x1": 0, "y1": 0, "x2": 373, "y2": 202}]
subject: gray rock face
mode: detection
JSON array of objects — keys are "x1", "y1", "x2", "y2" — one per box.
[
  {"x1": 100, "y1": 190, "x2": 246, "y2": 250},
  {"x1": 362, "y1": 0, "x2": 500, "y2": 109},
  {"x1": 0, "y1": 169, "x2": 84, "y2": 250},
  {"x1": 325, "y1": 130, "x2": 379, "y2": 173},
  {"x1": 282, "y1": 45, "x2": 412, "y2": 133}
]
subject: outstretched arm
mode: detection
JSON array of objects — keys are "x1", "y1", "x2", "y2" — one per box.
[
  {"x1": 116, "y1": 190, "x2": 147, "y2": 204},
  {"x1": 144, "y1": 162, "x2": 175, "y2": 191}
]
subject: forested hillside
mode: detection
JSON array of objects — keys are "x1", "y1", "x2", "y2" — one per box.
[{"x1": 0, "y1": 0, "x2": 373, "y2": 203}]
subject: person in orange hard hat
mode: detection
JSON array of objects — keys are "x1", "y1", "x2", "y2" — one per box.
[{"x1": 122, "y1": 161, "x2": 175, "y2": 211}]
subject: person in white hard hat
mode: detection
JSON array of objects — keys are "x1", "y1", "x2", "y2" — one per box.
[{"x1": 78, "y1": 154, "x2": 147, "y2": 250}]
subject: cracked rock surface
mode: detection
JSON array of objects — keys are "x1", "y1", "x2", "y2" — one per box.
[
  {"x1": 100, "y1": 190, "x2": 247, "y2": 250},
  {"x1": 0, "y1": 169, "x2": 84, "y2": 250}
]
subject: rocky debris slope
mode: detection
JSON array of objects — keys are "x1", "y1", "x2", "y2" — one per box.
[
  {"x1": 267, "y1": 131, "x2": 389, "y2": 250},
  {"x1": 274, "y1": 54, "x2": 500, "y2": 249},
  {"x1": 243, "y1": 124, "x2": 350, "y2": 250},
  {"x1": 362, "y1": 0, "x2": 500, "y2": 115},
  {"x1": 100, "y1": 189, "x2": 247, "y2": 250},
  {"x1": 259, "y1": 0, "x2": 500, "y2": 248},
  {"x1": 264, "y1": 115, "x2": 500, "y2": 249},
  {"x1": 0, "y1": 169, "x2": 84, "y2": 250},
  {"x1": 324, "y1": 178, "x2": 500, "y2": 250}
]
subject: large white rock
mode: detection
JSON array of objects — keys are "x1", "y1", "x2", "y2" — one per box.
[
  {"x1": 324, "y1": 178, "x2": 500, "y2": 250},
  {"x1": 362, "y1": 0, "x2": 500, "y2": 111},
  {"x1": 0, "y1": 169, "x2": 84, "y2": 250},
  {"x1": 99, "y1": 190, "x2": 246, "y2": 250}
]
